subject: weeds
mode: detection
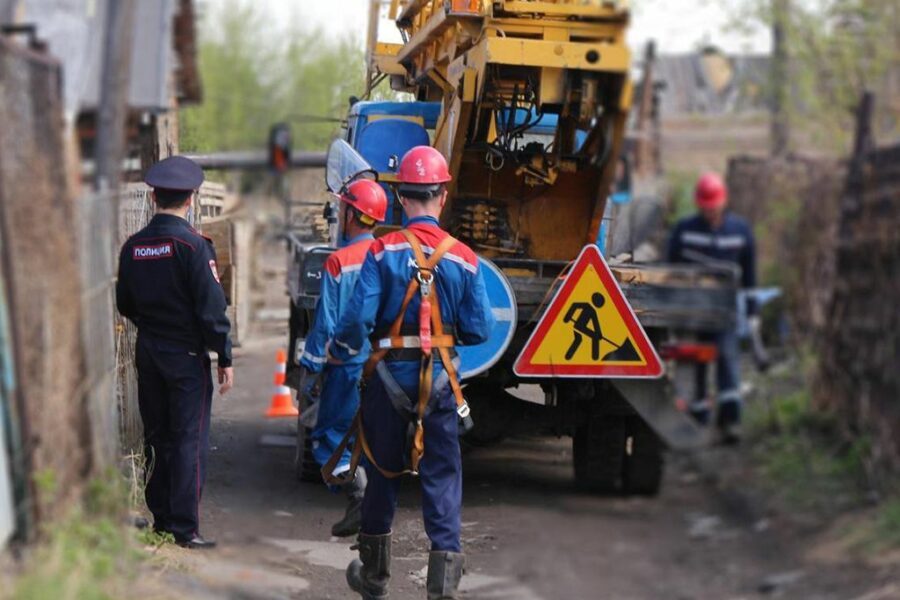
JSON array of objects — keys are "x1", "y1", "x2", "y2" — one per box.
[
  {"x1": 7, "y1": 507, "x2": 141, "y2": 600},
  {"x1": 746, "y1": 387, "x2": 869, "y2": 515},
  {"x1": 4, "y1": 454, "x2": 177, "y2": 600},
  {"x1": 872, "y1": 499, "x2": 900, "y2": 550},
  {"x1": 137, "y1": 527, "x2": 175, "y2": 549}
]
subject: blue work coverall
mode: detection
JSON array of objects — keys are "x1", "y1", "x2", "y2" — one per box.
[
  {"x1": 668, "y1": 212, "x2": 756, "y2": 426},
  {"x1": 301, "y1": 233, "x2": 374, "y2": 476},
  {"x1": 330, "y1": 216, "x2": 494, "y2": 552}
]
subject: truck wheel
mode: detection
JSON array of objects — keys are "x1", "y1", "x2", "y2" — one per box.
[
  {"x1": 294, "y1": 394, "x2": 321, "y2": 483},
  {"x1": 573, "y1": 413, "x2": 627, "y2": 493},
  {"x1": 622, "y1": 417, "x2": 664, "y2": 496},
  {"x1": 460, "y1": 385, "x2": 510, "y2": 447}
]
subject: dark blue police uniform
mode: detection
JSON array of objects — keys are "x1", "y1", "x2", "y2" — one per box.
[
  {"x1": 668, "y1": 212, "x2": 756, "y2": 426},
  {"x1": 115, "y1": 156, "x2": 231, "y2": 543}
]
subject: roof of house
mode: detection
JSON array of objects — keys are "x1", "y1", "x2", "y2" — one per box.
[
  {"x1": 653, "y1": 50, "x2": 771, "y2": 117},
  {"x1": 16, "y1": 0, "x2": 200, "y2": 117}
]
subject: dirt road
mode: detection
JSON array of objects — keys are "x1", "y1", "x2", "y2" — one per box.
[{"x1": 170, "y1": 241, "x2": 895, "y2": 600}]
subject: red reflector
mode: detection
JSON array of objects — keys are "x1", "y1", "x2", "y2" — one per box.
[
  {"x1": 451, "y1": 0, "x2": 480, "y2": 13},
  {"x1": 659, "y1": 343, "x2": 718, "y2": 363}
]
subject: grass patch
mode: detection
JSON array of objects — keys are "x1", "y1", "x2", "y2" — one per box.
[
  {"x1": 8, "y1": 508, "x2": 143, "y2": 600},
  {"x1": 4, "y1": 459, "x2": 178, "y2": 600},
  {"x1": 872, "y1": 498, "x2": 900, "y2": 549},
  {"x1": 137, "y1": 527, "x2": 175, "y2": 549},
  {"x1": 821, "y1": 495, "x2": 900, "y2": 559},
  {"x1": 746, "y1": 388, "x2": 870, "y2": 515}
]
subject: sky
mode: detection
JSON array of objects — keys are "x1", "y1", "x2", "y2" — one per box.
[{"x1": 201, "y1": 0, "x2": 771, "y2": 55}]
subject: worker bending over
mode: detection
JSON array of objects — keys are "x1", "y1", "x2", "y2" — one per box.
[
  {"x1": 668, "y1": 172, "x2": 757, "y2": 444},
  {"x1": 327, "y1": 146, "x2": 494, "y2": 599},
  {"x1": 299, "y1": 179, "x2": 388, "y2": 537}
]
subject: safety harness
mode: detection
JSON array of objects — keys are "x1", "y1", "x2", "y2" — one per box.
[{"x1": 322, "y1": 230, "x2": 470, "y2": 484}]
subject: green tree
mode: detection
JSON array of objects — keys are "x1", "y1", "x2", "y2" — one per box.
[
  {"x1": 725, "y1": 0, "x2": 900, "y2": 151},
  {"x1": 180, "y1": 0, "x2": 367, "y2": 153}
]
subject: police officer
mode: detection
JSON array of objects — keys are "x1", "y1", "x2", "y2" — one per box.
[
  {"x1": 327, "y1": 146, "x2": 494, "y2": 599},
  {"x1": 668, "y1": 172, "x2": 756, "y2": 444},
  {"x1": 116, "y1": 155, "x2": 233, "y2": 549},
  {"x1": 299, "y1": 179, "x2": 388, "y2": 537}
]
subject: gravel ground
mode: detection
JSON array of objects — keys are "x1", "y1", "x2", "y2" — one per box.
[{"x1": 157, "y1": 238, "x2": 897, "y2": 600}]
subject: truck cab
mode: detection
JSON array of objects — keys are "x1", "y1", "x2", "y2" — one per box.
[{"x1": 344, "y1": 101, "x2": 441, "y2": 226}]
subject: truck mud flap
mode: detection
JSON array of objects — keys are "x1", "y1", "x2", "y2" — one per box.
[{"x1": 612, "y1": 379, "x2": 706, "y2": 451}]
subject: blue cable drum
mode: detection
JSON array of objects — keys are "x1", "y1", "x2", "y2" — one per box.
[{"x1": 457, "y1": 257, "x2": 517, "y2": 379}]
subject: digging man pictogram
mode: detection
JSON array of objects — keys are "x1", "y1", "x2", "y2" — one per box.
[
  {"x1": 563, "y1": 292, "x2": 606, "y2": 360},
  {"x1": 563, "y1": 291, "x2": 641, "y2": 362}
]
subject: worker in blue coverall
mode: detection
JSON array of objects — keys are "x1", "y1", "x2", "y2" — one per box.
[
  {"x1": 298, "y1": 179, "x2": 388, "y2": 537},
  {"x1": 328, "y1": 146, "x2": 494, "y2": 599},
  {"x1": 668, "y1": 172, "x2": 757, "y2": 444},
  {"x1": 116, "y1": 156, "x2": 233, "y2": 549}
]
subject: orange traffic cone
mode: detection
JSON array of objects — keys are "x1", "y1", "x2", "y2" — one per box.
[{"x1": 265, "y1": 349, "x2": 299, "y2": 418}]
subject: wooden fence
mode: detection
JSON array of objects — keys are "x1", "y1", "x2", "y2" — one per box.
[{"x1": 817, "y1": 95, "x2": 900, "y2": 477}]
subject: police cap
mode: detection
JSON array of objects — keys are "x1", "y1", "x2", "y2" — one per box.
[{"x1": 144, "y1": 155, "x2": 205, "y2": 191}]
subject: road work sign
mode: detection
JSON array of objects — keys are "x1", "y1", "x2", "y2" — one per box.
[{"x1": 513, "y1": 245, "x2": 663, "y2": 378}]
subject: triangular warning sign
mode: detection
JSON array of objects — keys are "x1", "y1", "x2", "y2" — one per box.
[{"x1": 514, "y1": 245, "x2": 664, "y2": 378}]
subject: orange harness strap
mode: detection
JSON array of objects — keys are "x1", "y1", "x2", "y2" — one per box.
[{"x1": 322, "y1": 232, "x2": 461, "y2": 484}]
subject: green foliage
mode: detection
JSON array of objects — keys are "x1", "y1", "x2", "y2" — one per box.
[
  {"x1": 136, "y1": 527, "x2": 175, "y2": 548},
  {"x1": 724, "y1": 0, "x2": 900, "y2": 151},
  {"x1": 6, "y1": 458, "x2": 178, "y2": 600},
  {"x1": 665, "y1": 170, "x2": 700, "y2": 224},
  {"x1": 746, "y1": 387, "x2": 870, "y2": 513},
  {"x1": 834, "y1": 495, "x2": 900, "y2": 555},
  {"x1": 85, "y1": 467, "x2": 129, "y2": 518},
  {"x1": 180, "y1": 0, "x2": 370, "y2": 154},
  {"x1": 9, "y1": 471, "x2": 144, "y2": 600},
  {"x1": 872, "y1": 498, "x2": 900, "y2": 549},
  {"x1": 32, "y1": 468, "x2": 57, "y2": 501}
]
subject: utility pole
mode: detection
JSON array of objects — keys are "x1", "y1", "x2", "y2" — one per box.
[
  {"x1": 87, "y1": 0, "x2": 137, "y2": 468},
  {"x1": 94, "y1": 0, "x2": 137, "y2": 195},
  {"x1": 771, "y1": 0, "x2": 790, "y2": 157},
  {"x1": 634, "y1": 41, "x2": 657, "y2": 176}
]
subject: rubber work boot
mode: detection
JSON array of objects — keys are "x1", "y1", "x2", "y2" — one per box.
[
  {"x1": 426, "y1": 551, "x2": 464, "y2": 599},
  {"x1": 346, "y1": 532, "x2": 391, "y2": 599},
  {"x1": 332, "y1": 467, "x2": 367, "y2": 537}
]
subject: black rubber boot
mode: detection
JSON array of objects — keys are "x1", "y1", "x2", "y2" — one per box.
[
  {"x1": 426, "y1": 551, "x2": 464, "y2": 599},
  {"x1": 332, "y1": 467, "x2": 367, "y2": 537},
  {"x1": 346, "y1": 532, "x2": 391, "y2": 599}
]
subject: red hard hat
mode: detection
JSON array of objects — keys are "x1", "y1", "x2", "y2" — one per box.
[
  {"x1": 695, "y1": 172, "x2": 727, "y2": 209},
  {"x1": 341, "y1": 179, "x2": 387, "y2": 224},
  {"x1": 397, "y1": 146, "x2": 452, "y2": 184}
]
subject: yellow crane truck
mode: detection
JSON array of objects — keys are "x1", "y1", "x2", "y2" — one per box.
[{"x1": 288, "y1": 0, "x2": 737, "y2": 494}]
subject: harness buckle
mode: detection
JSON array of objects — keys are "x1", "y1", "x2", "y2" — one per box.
[
  {"x1": 457, "y1": 400, "x2": 474, "y2": 434},
  {"x1": 416, "y1": 270, "x2": 434, "y2": 297},
  {"x1": 416, "y1": 269, "x2": 434, "y2": 354}
]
